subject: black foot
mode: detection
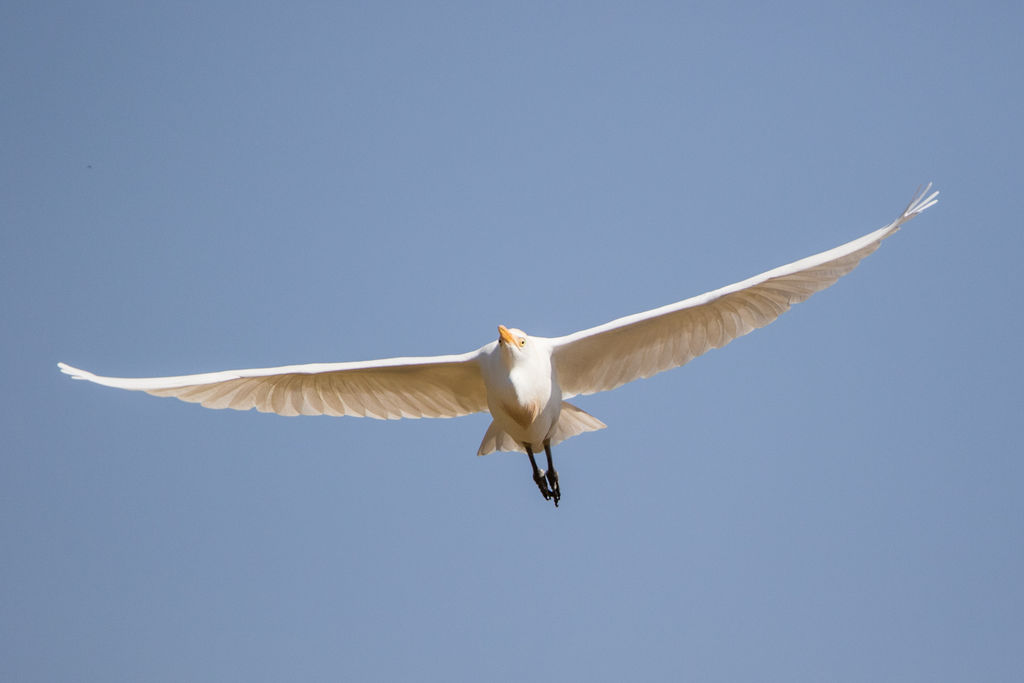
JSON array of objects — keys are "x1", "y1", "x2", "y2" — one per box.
[
  {"x1": 546, "y1": 469, "x2": 560, "y2": 507},
  {"x1": 533, "y1": 469, "x2": 552, "y2": 501}
]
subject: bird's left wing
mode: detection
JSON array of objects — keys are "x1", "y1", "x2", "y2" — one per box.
[
  {"x1": 58, "y1": 350, "x2": 489, "y2": 419},
  {"x1": 551, "y1": 185, "x2": 938, "y2": 399}
]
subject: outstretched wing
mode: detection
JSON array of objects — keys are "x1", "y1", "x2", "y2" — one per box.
[
  {"x1": 551, "y1": 184, "x2": 938, "y2": 398},
  {"x1": 58, "y1": 350, "x2": 489, "y2": 419}
]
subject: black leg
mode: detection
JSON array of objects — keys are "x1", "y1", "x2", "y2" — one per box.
[
  {"x1": 525, "y1": 444, "x2": 552, "y2": 501},
  {"x1": 543, "y1": 440, "x2": 560, "y2": 507}
]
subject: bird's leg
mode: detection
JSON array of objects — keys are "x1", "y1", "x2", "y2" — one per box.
[
  {"x1": 525, "y1": 444, "x2": 552, "y2": 501},
  {"x1": 543, "y1": 439, "x2": 560, "y2": 507}
]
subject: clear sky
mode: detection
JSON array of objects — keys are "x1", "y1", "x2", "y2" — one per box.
[{"x1": 3, "y1": 2, "x2": 1022, "y2": 681}]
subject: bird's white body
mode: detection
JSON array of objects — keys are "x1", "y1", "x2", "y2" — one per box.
[
  {"x1": 480, "y1": 332, "x2": 562, "y2": 449},
  {"x1": 58, "y1": 185, "x2": 939, "y2": 502}
]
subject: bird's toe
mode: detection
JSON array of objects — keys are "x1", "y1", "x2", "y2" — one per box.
[
  {"x1": 532, "y1": 470, "x2": 552, "y2": 500},
  {"x1": 546, "y1": 469, "x2": 561, "y2": 506}
]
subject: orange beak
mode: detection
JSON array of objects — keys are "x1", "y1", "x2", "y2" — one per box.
[{"x1": 498, "y1": 325, "x2": 517, "y2": 346}]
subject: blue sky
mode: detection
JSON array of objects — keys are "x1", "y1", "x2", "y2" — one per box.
[{"x1": 3, "y1": 2, "x2": 1022, "y2": 681}]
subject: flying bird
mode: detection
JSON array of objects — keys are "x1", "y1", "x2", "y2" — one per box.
[{"x1": 59, "y1": 185, "x2": 938, "y2": 506}]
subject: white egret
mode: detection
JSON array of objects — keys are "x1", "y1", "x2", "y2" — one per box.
[{"x1": 59, "y1": 185, "x2": 938, "y2": 506}]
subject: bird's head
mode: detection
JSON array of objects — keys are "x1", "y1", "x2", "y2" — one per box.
[{"x1": 498, "y1": 325, "x2": 528, "y2": 353}]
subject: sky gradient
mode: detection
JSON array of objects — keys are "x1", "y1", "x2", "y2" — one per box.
[{"x1": 4, "y1": 2, "x2": 1023, "y2": 681}]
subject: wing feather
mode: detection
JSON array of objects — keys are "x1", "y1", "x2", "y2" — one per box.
[
  {"x1": 318, "y1": 375, "x2": 348, "y2": 417},
  {"x1": 58, "y1": 350, "x2": 489, "y2": 420},
  {"x1": 551, "y1": 185, "x2": 938, "y2": 398}
]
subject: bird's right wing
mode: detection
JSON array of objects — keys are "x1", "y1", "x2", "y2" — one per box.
[
  {"x1": 550, "y1": 184, "x2": 938, "y2": 398},
  {"x1": 58, "y1": 350, "x2": 489, "y2": 419}
]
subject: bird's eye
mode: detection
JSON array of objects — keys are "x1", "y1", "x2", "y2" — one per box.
[{"x1": 519, "y1": 339, "x2": 526, "y2": 347}]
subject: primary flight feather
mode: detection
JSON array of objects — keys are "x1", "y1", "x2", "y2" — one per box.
[{"x1": 59, "y1": 184, "x2": 939, "y2": 506}]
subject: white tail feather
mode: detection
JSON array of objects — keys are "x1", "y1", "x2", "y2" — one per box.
[{"x1": 476, "y1": 402, "x2": 606, "y2": 455}]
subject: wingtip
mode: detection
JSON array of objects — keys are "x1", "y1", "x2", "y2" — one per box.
[
  {"x1": 57, "y1": 362, "x2": 88, "y2": 380},
  {"x1": 904, "y1": 182, "x2": 939, "y2": 218}
]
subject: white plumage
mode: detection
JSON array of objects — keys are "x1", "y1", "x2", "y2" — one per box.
[{"x1": 59, "y1": 184, "x2": 938, "y2": 504}]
